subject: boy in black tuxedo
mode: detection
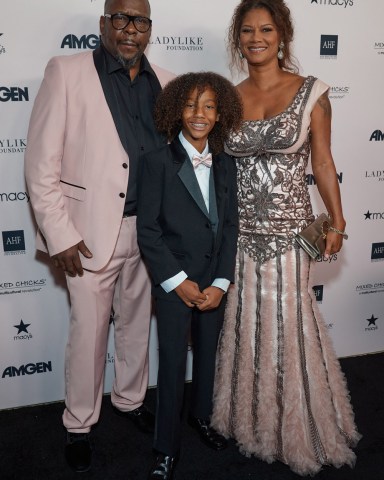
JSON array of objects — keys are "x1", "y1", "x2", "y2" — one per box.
[{"x1": 137, "y1": 72, "x2": 242, "y2": 480}]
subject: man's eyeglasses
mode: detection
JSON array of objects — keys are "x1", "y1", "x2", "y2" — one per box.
[{"x1": 104, "y1": 13, "x2": 152, "y2": 33}]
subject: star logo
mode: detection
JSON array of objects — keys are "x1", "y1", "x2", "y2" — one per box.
[
  {"x1": 311, "y1": 0, "x2": 318, "y2": 3},
  {"x1": 14, "y1": 319, "x2": 31, "y2": 334},
  {"x1": 364, "y1": 211, "x2": 372, "y2": 219},
  {"x1": 367, "y1": 315, "x2": 378, "y2": 326}
]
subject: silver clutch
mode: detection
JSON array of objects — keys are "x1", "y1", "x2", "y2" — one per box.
[{"x1": 295, "y1": 213, "x2": 330, "y2": 260}]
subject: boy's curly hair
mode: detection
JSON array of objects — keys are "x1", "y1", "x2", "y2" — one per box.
[{"x1": 154, "y1": 72, "x2": 243, "y2": 155}]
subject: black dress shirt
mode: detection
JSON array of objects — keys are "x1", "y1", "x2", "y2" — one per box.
[{"x1": 100, "y1": 43, "x2": 165, "y2": 215}]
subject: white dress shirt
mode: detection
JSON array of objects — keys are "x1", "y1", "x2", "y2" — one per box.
[{"x1": 160, "y1": 132, "x2": 230, "y2": 294}]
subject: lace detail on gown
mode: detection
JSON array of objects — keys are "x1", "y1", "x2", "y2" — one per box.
[
  {"x1": 226, "y1": 76, "x2": 316, "y2": 263},
  {"x1": 212, "y1": 77, "x2": 361, "y2": 477}
]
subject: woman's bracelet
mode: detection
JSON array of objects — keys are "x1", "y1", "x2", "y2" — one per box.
[{"x1": 329, "y1": 226, "x2": 348, "y2": 240}]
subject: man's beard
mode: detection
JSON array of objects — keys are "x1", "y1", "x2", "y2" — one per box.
[{"x1": 116, "y1": 52, "x2": 141, "y2": 71}]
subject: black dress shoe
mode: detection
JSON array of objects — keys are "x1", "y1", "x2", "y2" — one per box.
[
  {"x1": 188, "y1": 416, "x2": 228, "y2": 451},
  {"x1": 112, "y1": 404, "x2": 155, "y2": 433},
  {"x1": 148, "y1": 453, "x2": 178, "y2": 480},
  {"x1": 65, "y1": 432, "x2": 91, "y2": 473}
]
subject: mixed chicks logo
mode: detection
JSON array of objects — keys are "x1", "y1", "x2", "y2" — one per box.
[
  {"x1": 374, "y1": 42, "x2": 384, "y2": 55},
  {"x1": 0, "y1": 278, "x2": 47, "y2": 296},
  {"x1": 356, "y1": 282, "x2": 384, "y2": 296}
]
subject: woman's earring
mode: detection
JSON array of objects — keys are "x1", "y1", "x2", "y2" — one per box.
[
  {"x1": 239, "y1": 50, "x2": 244, "y2": 59},
  {"x1": 277, "y1": 42, "x2": 284, "y2": 60}
]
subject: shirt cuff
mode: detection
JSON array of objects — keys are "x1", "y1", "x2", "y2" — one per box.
[
  {"x1": 161, "y1": 271, "x2": 188, "y2": 293},
  {"x1": 212, "y1": 278, "x2": 230, "y2": 293}
]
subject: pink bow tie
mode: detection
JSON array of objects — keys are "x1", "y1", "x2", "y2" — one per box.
[{"x1": 192, "y1": 153, "x2": 212, "y2": 169}]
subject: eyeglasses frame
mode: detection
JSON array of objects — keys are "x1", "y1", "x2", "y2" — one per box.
[{"x1": 104, "y1": 13, "x2": 152, "y2": 33}]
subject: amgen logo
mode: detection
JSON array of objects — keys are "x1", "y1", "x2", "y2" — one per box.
[
  {"x1": 0, "y1": 87, "x2": 29, "y2": 102},
  {"x1": 61, "y1": 34, "x2": 100, "y2": 50},
  {"x1": 370, "y1": 130, "x2": 384, "y2": 141}
]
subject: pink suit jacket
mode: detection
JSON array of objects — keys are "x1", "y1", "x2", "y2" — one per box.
[{"x1": 25, "y1": 50, "x2": 173, "y2": 272}]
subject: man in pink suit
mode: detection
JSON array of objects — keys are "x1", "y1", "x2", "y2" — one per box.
[{"x1": 25, "y1": 0, "x2": 173, "y2": 472}]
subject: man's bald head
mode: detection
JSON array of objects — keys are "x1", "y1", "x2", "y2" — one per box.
[{"x1": 104, "y1": 0, "x2": 151, "y2": 15}]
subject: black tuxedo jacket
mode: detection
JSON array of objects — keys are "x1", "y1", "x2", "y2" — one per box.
[{"x1": 137, "y1": 137, "x2": 238, "y2": 301}]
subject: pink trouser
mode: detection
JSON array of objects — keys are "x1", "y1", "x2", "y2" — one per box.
[{"x1": 62, "y1": 217, "x2": 151, "y2": 432}]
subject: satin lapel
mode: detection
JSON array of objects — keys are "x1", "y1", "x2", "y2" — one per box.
[
  {"x1": 93, "y1": 47, "x2": 129, "y2": 155},
  {"x1": 170, "y1": 140, "x2": 210, "y2": 219},
  {"x1": 208, "y1": 169, "x2": 218, "y2": 236},
  {"x1": 212, "y1": 154, "x2": 226, "y2": 223}
]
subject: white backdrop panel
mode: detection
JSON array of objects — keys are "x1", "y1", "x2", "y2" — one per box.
[{"x1": 0, "y1": 0, "x2": 383, "y2": 409}]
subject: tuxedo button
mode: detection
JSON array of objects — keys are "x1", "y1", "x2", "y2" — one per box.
[
  {"x1": 119, "y1": 193, "x2": 125, "y2": 198},
  {"x1": 122, "y1": 163, "x2": 128, "y2": 169},
  {"x1": 205, "y1": 254, "x2": 211, "y2": 259}
]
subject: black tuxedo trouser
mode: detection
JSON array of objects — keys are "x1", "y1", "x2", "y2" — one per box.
[{"x1": 153, "y1": 297, "x2": 225, "y2": 456}]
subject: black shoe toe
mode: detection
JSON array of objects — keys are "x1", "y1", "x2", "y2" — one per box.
[
  {"x1": 65, "y1": 432, "x2": 91, "y2": 473},
  {"x1": 113, "y1": 404, "x2": 155, "y2": 433},
  {"x1": 188, "y1": 416, "x2": 228, "y2": 451},
  {"x1": 148, "y1": 453, "x2": 178, "y2": 480}
]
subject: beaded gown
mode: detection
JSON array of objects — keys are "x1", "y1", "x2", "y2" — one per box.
[{"x1": 211, "y1": 77, "x2": 361, "y2": 476}]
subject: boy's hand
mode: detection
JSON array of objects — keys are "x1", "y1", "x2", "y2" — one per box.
[
  {"x1": 174, "y1": 279, "x2": 206, "y2": 308},
  {"x1": 197, "y1": 286, "x2": 224, "y2": 311}
]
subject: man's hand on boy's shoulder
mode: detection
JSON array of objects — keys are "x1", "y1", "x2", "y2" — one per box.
[
  {"x1": 197, "y1": 286, "x2": 224, "y2": 311},
  {"x1": 174, "y1": 279, "x2": 206, "y2": 308}
]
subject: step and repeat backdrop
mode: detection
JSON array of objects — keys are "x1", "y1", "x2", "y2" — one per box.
[{"x1": 0, "y1": 0, "x2": 383, "y2": 409}]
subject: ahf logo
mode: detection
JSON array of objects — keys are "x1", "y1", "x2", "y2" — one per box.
[
  {"x1": 371, "y1": 242, "x2": 384, "y2": 261},
  {"x1": 2, "y1": 230, "x2": 25, "y2": 255},
  {"x1": 320, "y1": 35, "x2": 338, "y2": 58},
  {"x1": 313, "y1": 285, "x2": 324, "y2": 302}
]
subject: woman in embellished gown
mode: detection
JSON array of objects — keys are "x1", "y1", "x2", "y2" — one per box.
[{"x1": 211, "y1": 0, "x2": 361, "y2": 476}]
